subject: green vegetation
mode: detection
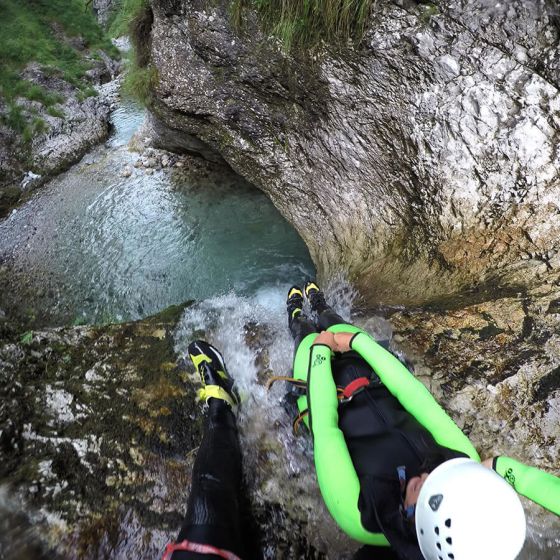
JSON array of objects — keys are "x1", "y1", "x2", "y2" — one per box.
[
  {"x1": 230, "y1": 0, "x2": 375, "y2": 51},
  {"x1": 0, "y1": 0, "x2": 119, "y2": 138},
  {"x1": 109, "y1": 0, "x2": 150, "y2": 39},
  {"x1": 20, "y1": 331, "x2": 34, "y2": 345},
  {"x1": 419, "y1": 2, "x2": 439, "y2": 24},
  {"x1": 111, "y1": 0, "x2": 157, "y2": 105},
  {"x1": 122, "y1": 65, "x2": 158, "y2": 105},
  {"x1": 47, "y1": 106, "x2": 65, "y2": 118}
]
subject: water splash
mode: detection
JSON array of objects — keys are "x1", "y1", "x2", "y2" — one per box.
[{"x1": 174, "y1": 279, "x2": 362, "y2": 556}]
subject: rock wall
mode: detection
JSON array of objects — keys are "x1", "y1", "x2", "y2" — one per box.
[
  {"x1": 146, "y1": 0, "x2": 560, "y2": 306},
  {"x1": 93, "y1": 0, "x2": 117, "y2": 27},
  {"x1": 0, "y1": 304, "x2": 323, "y2": 558}
]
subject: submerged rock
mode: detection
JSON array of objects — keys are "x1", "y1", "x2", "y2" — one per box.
[{"x1": 146, "y1": 0, "x2": 560, "y2": 306}]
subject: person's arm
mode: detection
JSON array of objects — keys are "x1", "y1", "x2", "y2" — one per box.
[
  {"x1": 489, "y1": 456, "x2": 560, "y2": 516},
  {"x1": 349, "y1": 331, "x2": 480, "y2": 460},
  {"x1": 307, "y1": 340, "x2": 389, "y2": 546}
]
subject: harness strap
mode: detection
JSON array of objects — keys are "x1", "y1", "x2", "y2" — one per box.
[
  {"x1": 162, "y1": 540, "x2": 241, "y2": 560},
  {"x1": 269, "y1": 374, "x2": 376, "y2": 434},
  {"x1": 293, "y1": 408, "x2": 309, "y2": 433},
  {"x1": 293, "y1": 387, "x2": 345, "y2": 435},
  {"x1": 266, "y1": 376, "x2": 307, "y2": 395}
]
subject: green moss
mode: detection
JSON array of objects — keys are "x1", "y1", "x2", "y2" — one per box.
[
  {"x1": 147, "y1": 301, "x2": 194, "y2": 324},
  {"x1": 77, "y1": 86, "x2": 99, "y2": 102},
  {"x1": 231, "y1": 0, "x2": 375, "y2": 51},
  {"x1": 47, "y1": 106, "x2": 65, "y2": 118},
  {"x1": 419, "y1": 3, "x2": 440, "y2": 24}
]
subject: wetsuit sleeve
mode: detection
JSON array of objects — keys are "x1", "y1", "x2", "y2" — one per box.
[
  {"x1": 350, "y1": 332, "x2": 480, "y2": 461},
  {"x1": 308, "y1": 343, "x2": 389, "y2": 546},
  {"x1": 494, "y1": 456, "x2": 560, "y2": 516}
]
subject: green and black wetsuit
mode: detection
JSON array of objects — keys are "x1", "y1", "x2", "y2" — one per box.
[{"x1": 289, "y1": 309, "x2": 560, "y2": 558}]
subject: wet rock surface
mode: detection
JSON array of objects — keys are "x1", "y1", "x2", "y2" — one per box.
[
  {"x1": 147, "y1": 0, "x2": 560, "y2": 306},
  {"x1": 0, "y1": 303, "x2": 325, "y2": 559},
  {"x1": 0, "y1": 60, "x2": 121, "y2": 219},
  {"x1": 0, "y1": 303, "x2": 198, "y2": 557}
]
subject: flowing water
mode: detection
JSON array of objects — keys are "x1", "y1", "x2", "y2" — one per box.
[{"x1": 0, "y1": 101, "x2": 314, "y2": 326}]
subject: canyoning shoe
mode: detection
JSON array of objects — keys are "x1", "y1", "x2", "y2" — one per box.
[
  {"x1": 286, "y1": 285, "x2": 304, "y2": 322},
  {"x1": 304, "y1": 280, "x2": 327, "y2": 312},
  {"x1": 188, "y1": 340, "x2": 240, "y2": 407}
]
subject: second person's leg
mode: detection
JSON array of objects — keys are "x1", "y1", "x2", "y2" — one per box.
[
  {"x1": 287, "y1": 286, "x2": 317, "y2": 351},
  {"x1": 166, "y1": 342, "x2": 245, "y2": 560},
  {"x1": 304, "y1": 281, "x2": 350, "y2": 330}
]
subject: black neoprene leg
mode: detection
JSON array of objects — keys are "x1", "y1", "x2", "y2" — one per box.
[
  {"x1": 289, "y1": 312, "x2": 318, "y2": 350},
  {"x1": 171, "y1": 399, "x2": 244, "y2": 559},
  {"x1": 316, "y1": 307, "x2": 348, "y2": 330},
  {"x1": 353, "y1": 545, "x2": 400, "y2": 560}
]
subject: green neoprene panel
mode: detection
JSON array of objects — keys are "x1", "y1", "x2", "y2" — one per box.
[
  {"x1": 308, "y1": 343, "x2": 390, "y2": 546},
  {"x1": 495, "y1": 456, "x2": 560, "y2": 516},
  {"x1": 292, "y1": 324, "x2": 363, "y2": 427},
  {"x1": 351, "y1": 332, "x2": 480, "y2": 461}
]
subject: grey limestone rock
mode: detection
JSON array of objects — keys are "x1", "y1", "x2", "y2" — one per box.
[
  {"x1": 92, "y1": 0, "x2": 117, "y2": 28},
  {"x1": 146, "y1": 0, "x2": 560, "y2": 306}
]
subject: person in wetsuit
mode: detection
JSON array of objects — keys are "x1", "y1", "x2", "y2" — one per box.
[
  {"x1": 285, "y1": 282, "x2": 560, "y2": 560},
  {"x1": 163, "y1": 340, "x2": 247, "y2": 560}
]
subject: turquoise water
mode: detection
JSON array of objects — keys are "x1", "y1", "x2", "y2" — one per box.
[{"x1": 0, "y1": 103, "x2": 314, "y2": 325}]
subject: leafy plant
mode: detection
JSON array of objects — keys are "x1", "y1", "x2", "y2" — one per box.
[
  {"x1": 47, "y1": 106, "x2": 65, "y2": 118},
  {"x1": 122, "y1": 64, "x2": 158, "y2": 105},
  {"x1": 20, "y1": 331, "x2": 34, "y2": 344},
  {"x1": 110, "y1": 0, "x2": 155, "y2": 105}
]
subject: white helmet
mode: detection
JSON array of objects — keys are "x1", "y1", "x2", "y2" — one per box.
[{"x1": 415, "y1": 458, "x2": 526, "y2": 560}]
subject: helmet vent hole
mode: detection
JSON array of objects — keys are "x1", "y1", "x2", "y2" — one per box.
[
  {"x1": 420, "y1": 529, "x2": 424, "y2": 535},
  {"x1": 438, "y1": 557, "x2": 443, "y2": 560},
  {"x1": 448, "y1": 555, "x2": 454, "y2": 559},
  {"x1": 434, "y1": 526, "x2": 440, "y2": 535},
  {"x1": 446, "y1": 537, "x2": 452, "y2": 545},
  {"x1": 445, "y1": 518, "x2": 452, "y2": 528},
  {"x1": 436, "y1": 542, "x2": 442, "y2": 550}
]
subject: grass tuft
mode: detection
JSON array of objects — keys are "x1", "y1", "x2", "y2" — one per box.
[
  {"x1": 122, "y1": 65, "x2": 158, "y2": 105},
  {"x1": 111, "y1": 0, "x2": 155, "y2": 106},
  {"x1": 231, "y1": 0, "x2": 376, "y2": 51},
  {"x1": 0, "y1": 0, "x2": 118, "y2": 135}
]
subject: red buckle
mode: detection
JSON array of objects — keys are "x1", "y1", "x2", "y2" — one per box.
[
  {"x1": 162, "y1": 540, "x2": 242, "y2": 560},
  {"x1": 342, "y1": 377, "x2": 370, "y2": 399}
]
